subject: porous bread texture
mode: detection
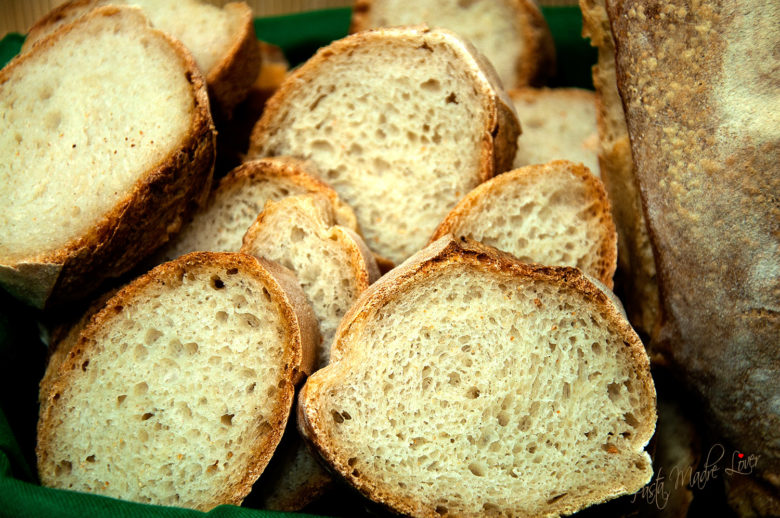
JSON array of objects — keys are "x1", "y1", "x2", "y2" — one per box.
[
  {"x1": 510, "y1": 88, "x2": 601, "y2": 177},
  {"x1": 299, "y1": 236, "x2": 656, "y2": 518},
  {"x1": 431, "y1": 160, "x2": 617, "y2": 288},
  {"x1": 23, "y1": 0, "x2": 261, "y2": 116},
  {"x1": 0, "y1": 6, "x2": 215, "y2": 308},
  {"x1": 350, "y1": 0, "x2": 555, "y2": 88},
  {"x1": 37, "y1": 252, "x2": 319, "y2": 511},
  {"x1": 242, "y1": 194, "x2": 380, "y2": 366},
  {"x1": 158, "y1": 157, "x2": 359, "y2": 262},
  {"x1": 248, "y1": 26, "x2": 521, "y2": 265}
]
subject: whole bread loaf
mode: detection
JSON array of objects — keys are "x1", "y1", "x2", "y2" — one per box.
[
  {"x1": 23, "y1": 0, "x2": 261, "y2": 117},
  {"x1": 607, "y1": 0, "x2": 780, "y2": 510},
  {"x1": 0, "y1": 6, "x2": 216, "y2": 309},
  {"x1": 248, "y1": 26, "x2": 520, "y2": 266},
  {"x1": 37, "y1": 252, "x2": 319, "y2": 510},
  {"x1": 298, "y1": 235, "x2": 656, "y2": 518}
]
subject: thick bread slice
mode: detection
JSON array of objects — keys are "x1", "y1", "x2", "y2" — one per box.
[
  {"x1": 0, "y1": 6, "x2": 216, "y2": 309},
  {"x1": 430, "y1": 160, "x2": 617, "y2": 288},
  {"x1": 298, "y1": 235, "x2": 656, "y2": 518},
  {"x1": 606, "y1": 0, "x2": 780, "y2": 504},
  {"x1": 248, "y1": 26, "x2": 521, "y2": 266},
  {"x1": 510, "y1": 88, "x2": 601, "y2": 177},
  {"x1": 36, "y1": 251, "x2": 319, "y2": 511},
  {"x1": 158, "y1": 157, "x2": 359, "y2": 262},
  {"x1": 579, "y1": 0, "x2": 659, "y2": 338},
  {"x1": 23, "y1": 0, "x2": 261, "y2": 117},
  {"x1": 350, "y1": 0, "x2": 555, "y2": 88}
]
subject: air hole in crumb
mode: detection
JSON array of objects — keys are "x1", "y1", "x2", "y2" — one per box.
[
  {"x1": 331, "y1": 410, "x2": 344, "y2": 424},
  {"x1": 446, "y1": 92, "x2": 458, "y2": 104},
  {"x1": 81, "y1": 360, "x2": 89, "y2": 371},
  {"x1": 562, "y1": 382, "x2": 571, "y2": 399},
  {"x1": 623, "y1": 412, "x2": 640, "y2": 428},
  {"x1": 466, "y1": 387, "x2": 480, "y2": 399},
  {"x1": 54, "y1": 460, "x2": 72, "y2": 476},
  {"x1": 547, "y1": 493, "x2": 567, "y2": 504},
  {"x1": 141, "y1": 412, "x2": 154, "y2": 421},
  {"x1": 86, "y1": 455, "x2": 96, "y2": 463},
  {"x1": 226, "y1": 268, "x2": 238, "y2": 275},
  {"x1": 117, "y1": 395, "x2": 127, "y2": 405},
  {"x1": 607, "y1": 382, "x2": 621, "y2": 402},
  {"x1": 435, "y1": 505, "x2": 448, "y2": 515},
  {"x1": 420, "y1": 78, "x2": 441, "y2": 92},
  {"x1": 341, "y1": 411, "x2": 352, "y2": 420},
  {"x1": 134, "y1": 382, "x2": 148, "y2": 395},
  {"x1": 468, "y1": 462, "x2": 486, "y2": 476},
  {"x1": 221, "y1": 414, "x2": 234, "y2": 426},
  {"x1": 145, "y1": 328, "x2": 163, "y2": 345},
  {"x1": 262, "y1": 288, "x2": 271, "y2": 302},
  {"x1": 497, "y1": 412, "x2": 509, "y2": 426},
  {"x1": 247, "y1": 383, "x2": 256, "y2": 393},
  {"x1": 211, "y1": 276, "x2": 224, "y2": 289},
  {"x1": 216, "y1": 311, "x2": 228, "y2": 323},
  {"x1": 591, "y1": 342, "x2": 602, "y2": 355},
  {"x1": 348, "y1": 457, "x2": 357, "y2": 467},
  {"x1": 290, "y1": 226, "x2": 306, "y2": 242}
]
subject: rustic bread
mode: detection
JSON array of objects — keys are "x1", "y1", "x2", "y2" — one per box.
[
  {"x1": 157, "y1": 157, "x2": 359, "y2": 262},
  {"x1": 350, "y1": 0, "x2": 555, "y2": 88},
  {"x1": 431, "y1": 160, "x2": 617, "y2": 288},
  {"x1": 248, "y1": 26, "x2": 521, "y2": 266},
  {"x1": 298, "y1": 235, "x2": 656, "y2": 518},
  {"x1": 510, "y1": 88, "x2": 601, "y2": 177},
  {"x1": 579, "y1": 0, "x2": 659, "y2": 338},
  {"x1": 606, "y1": 0, "x2": 780, "y2": 507},
  {"x1": 37, "y1": 252, "x2": 319, "y2": 511},
  {"x1": 23, "y1": 0, "x2": 261, "y2": 117},
  {"x1": 0, "y1": 6, "x2": 215, "y2": 309}
]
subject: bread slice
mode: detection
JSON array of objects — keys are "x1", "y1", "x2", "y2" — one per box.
[
  {"x1": 157, "y1": 157, "x2": 359, "y2": 262},
  {"x1": 579, "y1": 0, "x2": 659, "y2": 337},
  {"x1": 36, "y1": 251, "x2": 319, "y2": 511},
  {"x1": 23, "y1": 0, "x2": 261, "y2": 117},
  {"x1": 0, "y1": 6, "x2": 216, "y2": 309},
  {"x1": 298, "y1": 235, "x2": 656, "y2": 518},
  {"x1": 248, "y1": 26, "x2": 521, "y2": 266},
  {"x1": 510, "y1": 88, "x2": 601, "y2": 177},
  {"x1": 350, "y1": 0, "x2": 555, "y2": 88},
  {"x1": 431, "y1": 160, "x2": 617, "y2": 288}
]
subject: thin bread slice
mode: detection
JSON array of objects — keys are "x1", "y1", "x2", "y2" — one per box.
[
  {"x1": 248, "y1": 26, "x2": 521, "y2": 266},
  {"x1": 430, "y1": 160, "x2": 617, "y2": 288},
  {"x1": 23, "y1": 0, "x2": 261, "y2": 117},
  {"x1": 157, "y1": 157, "x2": 359, "y2": 262},
  {"x1": 350, "y1": 0, "x2": 555, "y2": 88},
  {"x1": 36, "y1": 251, "x2": 319, "y2": 511},
  {"x1": 298, "y1": 235, "x2": 656, "y2": 518},
  {"x1": 0, "y1": 6, "x2": 216, "y2": 309},
  {"x1": 510, "y1": 88, "x2": 601, "y2": 177}
]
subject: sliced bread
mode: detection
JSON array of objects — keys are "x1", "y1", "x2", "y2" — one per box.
[
  {"x1": 23, "y1": 0, "x2": 261, "y2": 117},
  {"x1": 36, "y1": 251, "x2": 319, "y2": 510},
  {"x1": 248, "y1": 26, "x2": 521, "y2": 266},
  {"x1": 350, "y1": 0, "x2": 555, "y2": 88},
  {"x1": 157, "y1": 157, "x2": 359, "y2": 262},
  {"x1": 430, "y1": 160, "x2": 617, "y2": 288},
  {"x1": 510, "y1": 87, "x2": 601, "y2": 177},
  {"x1": 298, "y1": 235, "x2": 656, "y2": 518},
  {"x1": 0, "y1": 6, "x2": 216, "y2": 308}
]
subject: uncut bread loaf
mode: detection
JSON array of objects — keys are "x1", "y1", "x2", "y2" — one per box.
[
  {"x1": 431, "y1": 160, "x2": 617, "y2": 288},
  {"x1": 298, "y1": 235, "x2": 656, "y2": 518},
  {"x1": 510, "y1": 88, "x2": 601, "y2": 177},
  {"x1": 579, "y1": 0, "x2": 659, "y2": 338},
  {"x1": 248, "y1": 26, "x2": 521, "y2": 266},
  {"x1": 157, "y1": 157, "x2": 359, "y2": 262},
  {"x1": 350, "y1": 0, "x2": 555, "y2": 88},
  {"x1": 607, "y1": 0, "x2": 780, "y2": 509},
  {"x1": 23, "y1": 0, "x2": 261, "y2": 117},
  {"x1": 241, "y1": 195, "x2": 380, "y2": 511},
  {"x1": 37, "y1": 252, "x2": 319, "y2": 511},
  {"x1": 0, "y1": 6, "x2": 215, "y2": 309}
]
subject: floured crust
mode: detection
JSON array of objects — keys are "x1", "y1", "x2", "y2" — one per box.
[
  {"x1": 36, "y1": 251, "x2": 319, "y2": 509},
  {"x1": 0, "y1": 6, "x2": 216, "y2": 309},
  {"x1": 298, "y1": 235, "x2": 656, "y2": 517},
  {"x1": 350, "y1": 0, "x2": 555, "y2": 88},
  {"x1": 430, "y1": 161, "x2": 617, "y2": 288}
]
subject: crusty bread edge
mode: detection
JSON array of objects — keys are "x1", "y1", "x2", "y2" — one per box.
[
  {"x1": 430, "y1": 160, "x2": 618, "y2": 289},
  {"x1": 36, "y1": 251, "x2": 319, "y2": 509},
  {"x1": 0, "y1": 5, "x2": 216, "y2": 309},
  {"x1": 298, "y1": 235, "x2": 656, "y2": 517}
]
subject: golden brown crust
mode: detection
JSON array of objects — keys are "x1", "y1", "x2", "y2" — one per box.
[
  {"x1": 298, "y1": 235, "x2": 656, "y2": 517},
  {"x1": 430, "y1": 160, "x2": 618, "y2": 288},
  {"x1": 0, "y1": 6, "x2": 216, "y2": 309},
  {"x1": 247, "y1": 25, "x2": 520, "y2": 187},
  {"x1": 607, "y1": 0, "x2": 780, "y2": 496},
  {"x1": 36, "y1": 251, "x2": 318, "y2": 509}
]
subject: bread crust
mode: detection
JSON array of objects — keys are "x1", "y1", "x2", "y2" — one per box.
[
  {"x1": 298, "y1": 235, "x2": 656, "y2": 517},
  {"x1": 430, "y1": 160, "x2": 618, "y2": 288},
  {"x1": 349, "y1": 0, "x2": 555, "y2": 88},
  {"x1": 0, "y1": 6, "x2": 216, "y2": 309},
  {"x1": 36, "y1": 251, "x2": 319, "y2": 510},
  {"x1": 606, "y1": 0, "x2": 780, "y2": 499}
]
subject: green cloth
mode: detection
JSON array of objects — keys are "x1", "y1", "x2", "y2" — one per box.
[{"x1": 0, "y1": 7, "x2": 595, "y2": 517}]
